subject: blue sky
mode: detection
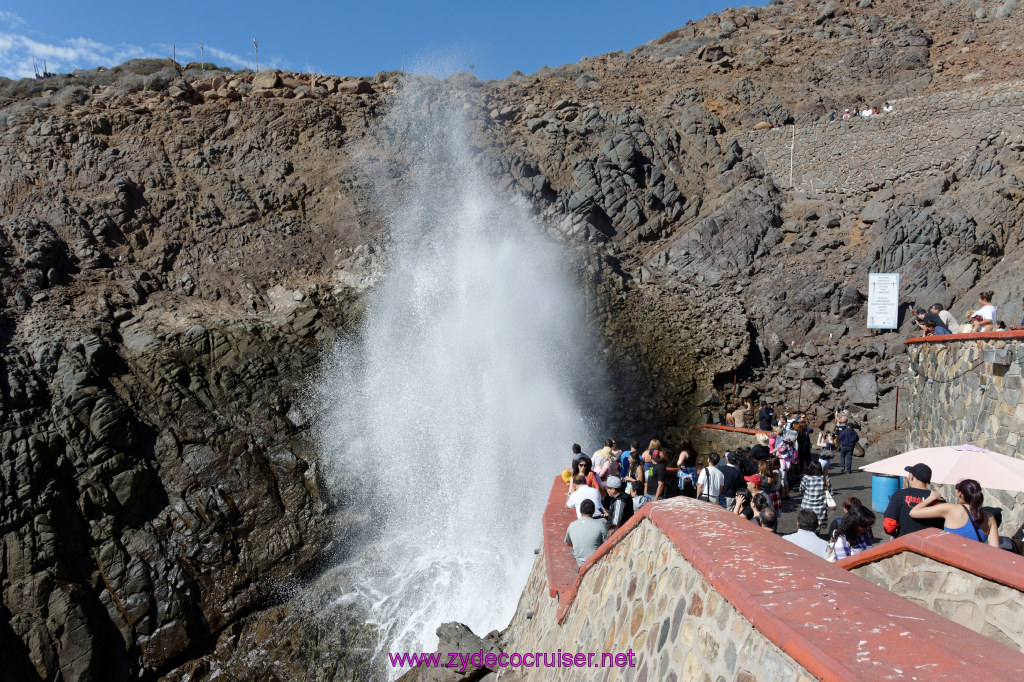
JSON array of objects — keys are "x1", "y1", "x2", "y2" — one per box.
[{"x1": 0, "y1": 1, "x2": 750, "y2": 81}]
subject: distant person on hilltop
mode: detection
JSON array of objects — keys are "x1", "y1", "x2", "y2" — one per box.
[
  {"x1": 828, "y1": 109, "x2": 837, "y2": 121},
  {"x1": 883, "y1": 464, "x2": 944, "y2": 538},
  {"x1": 842, "y1": 109, "x2": 851, "y2": 119},
  {"x1": 564, "y1": 499, "x2": 607, "y2": 567},
  {"x1": 883, "y1": 101, "x2": 894, "y2": 113}
]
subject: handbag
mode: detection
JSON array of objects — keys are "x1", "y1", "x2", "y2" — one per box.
[
  {"x1": 825, "y1": 531, "x2": 838, "y2": 563},
  {"x1": 824, "y1": 488, "x2": 837, "y2": 510}
]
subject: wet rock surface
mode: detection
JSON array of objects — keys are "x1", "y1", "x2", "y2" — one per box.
[{"x1": 1, "y1": 0, "x2": 1024, "y2": 677}]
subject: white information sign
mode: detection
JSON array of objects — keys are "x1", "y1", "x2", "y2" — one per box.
[{"x1": 867, "y1": 273, "x2": 900, "y2": 329}]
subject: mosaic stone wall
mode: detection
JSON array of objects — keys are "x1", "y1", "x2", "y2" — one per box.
[
  {"x1": 850, "y1": 550, "x2": 1024, "y2": 653},
  {"x1": 906, "y1": 337, "x2": 1024, "y2": 532},
  {"x1": 504, "y1": 521, "x2": 812, "y2": 682}
]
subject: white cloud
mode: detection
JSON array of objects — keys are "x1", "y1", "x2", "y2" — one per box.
[
  {"x1": 0, "y1": 11, "x2": 27, "y2": 29},
  {"x1": 0, "y1": 15, "x2": 294, "y2": 81},
  {"x1": 0, "y1": 31, "x2": 150, "y2": 79}
]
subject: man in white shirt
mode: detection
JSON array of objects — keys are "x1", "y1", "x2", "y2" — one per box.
[
  {"x1": 784, "y1": 510, "x2": 830, "y2": 559},
  {"x1": 566, "y1": 474, "x2": 605, "y2": 518},
  {"x1": 695, "y1": 452, "x2": 725, "y2": 505}
]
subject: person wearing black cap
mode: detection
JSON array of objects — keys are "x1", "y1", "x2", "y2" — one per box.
[{"x1": 883, "y1": 463, "x2": 944, "y2": 538}]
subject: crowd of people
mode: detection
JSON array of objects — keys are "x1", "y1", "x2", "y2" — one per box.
[
  {"x1": 563, "y1": 413, "x2": 1017, "y2": 567},
  {"x1": 908, "y1": 292, "x2": 1008, "y2": 336}
]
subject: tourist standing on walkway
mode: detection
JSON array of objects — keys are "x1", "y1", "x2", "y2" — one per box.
[
  {"x1": 883, "y1": 464, "x2": 944, "y2": 538},
  {"x1": 909, "y1": 479, "x2": 1000, "y2": 547},
  {"x1": 618, "y1": 441, "x2": 636, "y2": 484},
  {"x1": 799, "y1": 462, "x2": 830, "y2": 532},
  {"x1": 623, "y1": 449, "x2": 645, "y2": 497},
  {"x1": 567, "y1": 474, "x2": 604, "y2": 518},
  {"x1": 837, "y1": 419, "x2": 859, "y2": 475},
  {"x1": 570, "y1": 456, "x2": 603, "y2": 494},
  {"x1": 603, "y1": 477, "x2": 634, "y2": 534},
  {"x1": 832, "y1": 506, "x2": 876, "y2": 560},
  {"x1": 719, "y1": 452, "x2": 744, "y2": 510},
  {"x1": 760, "y1": 460, "x2": 783, "y2": 515},
  {"x1": 750, "y1": 432, "x2": 771, "y2": 461},
  {"x1": 758, "y1": 401, "x2": 774, "y2": 431},
  {"x1": 646, "y1": 447, "x2": 668, "y2": 502},
  {"x1": 677, "y1": 437, "x2": 698, "y2": 491},
  {"x1": 734, "y1": 488, "x2": 754, "y2": 521},
  {"x1": 564, "y1": 499, "x2": 607, "y2": 567},
  {"x1": 696, "y1": 452, "x2": 724, "y2": 504},
  {"x1": 785, "y1": 510, "x2": 830, "y2": 558}
]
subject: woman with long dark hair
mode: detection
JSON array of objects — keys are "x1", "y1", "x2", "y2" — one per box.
[
  {"x1": 832, "y1": 505, "x2": 876, "y2": 560},
  {"x1": 677, "y1": 437, "x2": 698, "y2": 491},
  {"x1": 568, "y1": 455, "x2": 602, "y2": 494},
  {"x1": 622, "y1": 450, "x2": 645, "y2": 497},
  {"x1": 909, "y1": 479, "x2": 1000, "y2": 547}
]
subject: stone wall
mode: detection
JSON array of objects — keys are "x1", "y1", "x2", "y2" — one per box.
[
  {"x1": 843, "y1": 529, "x2": 1024, "y2": 653},
  {"x1": 689, "y1": 425, "x2": 764, "y2": 457},
  {"x1": 511, "y1": 493, "x2": 1024, "y2": 680},
  {"x1": 506, "y1": 522, "x2": 813, "y2": 681},
  {"x1": 730, "y1": 81, "x2": 1024, "y2": 195},
  {"x1": 906, "y1": 332, "x2": 1024, "y2": 531}
]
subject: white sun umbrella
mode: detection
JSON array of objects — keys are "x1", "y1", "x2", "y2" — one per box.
[{"x1": 860, "y1": 444, "x2": 1024, "y2": 492}]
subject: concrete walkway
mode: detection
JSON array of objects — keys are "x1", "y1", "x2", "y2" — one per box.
[{"x1": 775, "y1": 455, "x2": 893, "y2": 541}]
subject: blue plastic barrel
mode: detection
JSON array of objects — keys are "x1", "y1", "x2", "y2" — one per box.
[{"x1": 871, "y1": 474, "x2": 900, "y2": 513}]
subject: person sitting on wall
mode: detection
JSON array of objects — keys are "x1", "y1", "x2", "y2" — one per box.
[
  {"x1": 883, "y1": 464, "x2": 944, "y2": 538},
  {"x1": 967, "y1": 290, "x2": 998, "y2": 332},
  {"x1": 566, "y1": 474, "x2": 605, "y2": 519},
  {"x1": 564, "y1": 499, "x2": 608, "y2": 567},
  {"x1": 930, "y1": 303, "x2": 959, "y2": 332},
  {"x1": 785, "y1": 510, "x2": 830, "y2": 557},
  {"x1": 603, "y1": 477, "x2": 634, "y2": 535}
]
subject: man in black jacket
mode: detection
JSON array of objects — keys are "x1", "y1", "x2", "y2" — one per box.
[
  {"x1": 604, "y1": 477, "x2": 634, "y2": 534},
  {"x1": 718, "y1": 452, "x2": 744, "y2": 510},
  {"x1": 758, "y1": 402, "x2": 774, "y2": 431},
  {"x1": 837, "y1": 420, "x2": 859, "y2": 474}
]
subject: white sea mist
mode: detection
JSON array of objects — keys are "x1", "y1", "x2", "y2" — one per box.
[{"x1": 319, "y1": 74, "x2": 600, "y2": 676}]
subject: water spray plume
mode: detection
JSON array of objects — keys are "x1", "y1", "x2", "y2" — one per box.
[{"x1": 321, "y1": 74, "x2": 600, "y2": 676}]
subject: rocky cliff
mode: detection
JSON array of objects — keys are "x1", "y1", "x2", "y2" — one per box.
[{"x1": 2, "y1": 0, "x2": 1024, "y2": 678}]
